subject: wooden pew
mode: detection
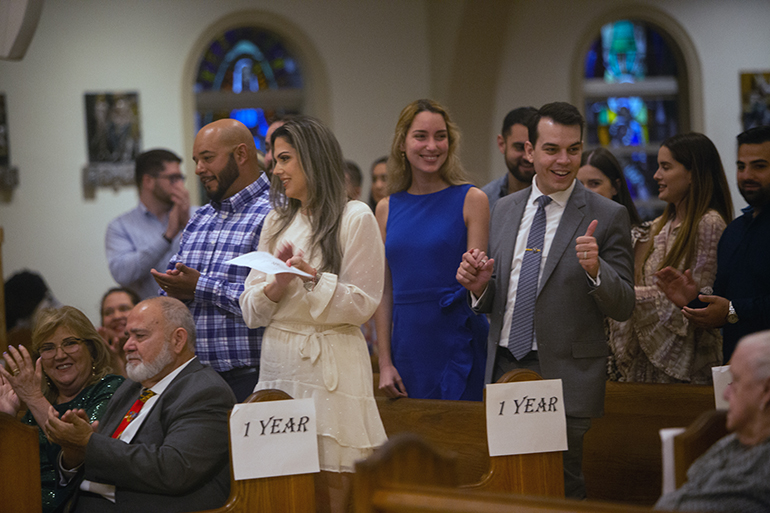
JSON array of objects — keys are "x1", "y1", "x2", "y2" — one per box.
[
  {"x1": 583, "y1": 381, "x2": 715, "y2": 505},
  {"x1": 353, "y1": 433, "x2": 657, "y2": 513},
  {"x1": 378, "y1": 378, "x2": 716, "y2": 505},
  {"x1": 377, "y1": 369, "x2": 564, "y2": 497},
  {"x1": 0, "y1": 412, "x2": 42, "y2": 513},
  {"x1": 198, "y1": 389, "x2": 316, "y2": 513},
  {"x1": 673, "y1": 410, "x2": 728, "y2": 488}
]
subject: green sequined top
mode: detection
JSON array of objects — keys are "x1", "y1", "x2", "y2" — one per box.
[{"x1": 22, "y1": 374, "x2": 125, "y2": 513}]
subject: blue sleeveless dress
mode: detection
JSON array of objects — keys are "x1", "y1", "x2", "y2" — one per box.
[{"x1": 386, "y1": 184, "x2": 488, "y2": 400}]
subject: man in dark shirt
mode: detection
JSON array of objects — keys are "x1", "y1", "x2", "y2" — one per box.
[{"x1": 657, "y1": 125, "x2": 770, "y2": 361}]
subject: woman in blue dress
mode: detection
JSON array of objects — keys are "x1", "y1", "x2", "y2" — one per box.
[{"x1": 375, "y1": 99, "x2": 490, "y2": 400}]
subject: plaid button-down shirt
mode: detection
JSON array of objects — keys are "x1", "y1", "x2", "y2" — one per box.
[{"x1": 164, "y1": 173, "x2": 271, "y2": 372}]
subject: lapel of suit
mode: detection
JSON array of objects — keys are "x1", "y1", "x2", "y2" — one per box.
[
  {"x1": 539, "y1": 182, "x2": 586, "y2": 293},
  {"x1": 97, "y1": 380, "x2": 142, "y2": 436},
  {"x1": 107, "y1": 358, "x2": 203, "y2": 439},
  {"x1": 496, "y1": 189, "x2": 529, "y2": 301}
]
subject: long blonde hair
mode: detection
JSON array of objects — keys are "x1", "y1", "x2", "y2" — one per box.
[
  {"x1": 642, "y1": 133, "x2": 733, "y2": 279},
  {"x1": 387, "y1": 99, "x2": 469, "y2": 194}
]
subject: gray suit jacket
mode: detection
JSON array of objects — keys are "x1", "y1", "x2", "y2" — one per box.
[
  {"x1": 476, "y1": 181, "x2": 634, "y2": 418},
  {"x1": 75, "y1": 358, "x2": 235, "y2": 513}
]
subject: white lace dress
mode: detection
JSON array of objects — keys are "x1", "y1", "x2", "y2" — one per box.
[{"x1": 239, "y1": 200, "x2": 387, "y2": 472}]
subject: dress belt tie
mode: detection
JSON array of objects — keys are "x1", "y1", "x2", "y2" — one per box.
[{"x1": 269, "y1": 321, "x2": 359, "y2": 392}]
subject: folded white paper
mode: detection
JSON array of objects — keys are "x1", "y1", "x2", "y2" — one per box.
[
  {"x1": 660, "y1": 427, "x2": 686, "y2": 494},
  {"x1": 712, "y1": 365, "x2": 731, "y2": 410},
  {"x1": 226, "y1": 251, "x2": 313, "y2": 278}
]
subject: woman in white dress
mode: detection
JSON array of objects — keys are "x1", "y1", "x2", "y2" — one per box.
[{"x1": 239, "y1": 116, "x2": 386, "y2": 512}]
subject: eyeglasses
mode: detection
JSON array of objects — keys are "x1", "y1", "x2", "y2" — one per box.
[
  {"x1": 39, "y1": 338, "x2": 83, "y2": 359},
  {"x1": 156, "y1": 174, "x2": 186, "y2": 184}
]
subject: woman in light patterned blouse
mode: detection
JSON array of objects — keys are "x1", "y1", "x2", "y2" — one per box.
[{"x1": 609, "y1": 133, "x2": 733, "y2": 383}]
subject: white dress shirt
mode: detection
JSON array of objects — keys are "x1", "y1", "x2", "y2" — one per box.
[
  {"x1": 66, "y1": 357, "x2": 198, "y2": 502},
  {"x1": 498, "y1": 178, "x2": 576, "y2": 351}
]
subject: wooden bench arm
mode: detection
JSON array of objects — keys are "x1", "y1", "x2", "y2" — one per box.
[{"x1": 673, "y1": 410, "x2": 727, "y2": 488}]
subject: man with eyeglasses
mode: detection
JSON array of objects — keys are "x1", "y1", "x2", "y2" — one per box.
[{"x1": 105, "y1": 149, "x2": 195, "y2": 299}]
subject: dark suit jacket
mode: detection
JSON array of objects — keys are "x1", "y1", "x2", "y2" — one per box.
[
  {"x1": 476, "y1": 181, "x2": 634, "y2": 418},
  {"x1": 75, "y1": 358, "x2": 236, "y2": 513}
]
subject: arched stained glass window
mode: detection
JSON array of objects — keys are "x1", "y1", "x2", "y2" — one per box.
[
  {"x1": 194, "y1": 26, "x2": 303, "y2": 155},
  {"x1": 582, "y1": 20, "x2": 686, "y2": 220}
]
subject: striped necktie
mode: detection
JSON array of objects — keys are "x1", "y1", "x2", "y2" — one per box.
[{"x1": 508, "y1": 194, "x2": 552, "y2": 360}]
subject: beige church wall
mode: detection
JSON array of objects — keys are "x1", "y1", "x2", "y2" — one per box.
[
  {"x1": 489, "y1": 0, "x2": 770, "y2": 215},
  {"x1": 0, "y1": 0, "x2": 431, "y2": 322}
]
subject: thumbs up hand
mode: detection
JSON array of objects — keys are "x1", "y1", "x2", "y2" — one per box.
[{"x1": 576, "y1": 219, "x2": 600, "y2": 279}]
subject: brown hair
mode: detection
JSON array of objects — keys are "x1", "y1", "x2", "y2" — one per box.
[
  {"x1": 581, "y1": 147, "x2": 642, "y2": 227},
  {"x1": 268, "y1": 116, "x2": 346, "y2": 274},
  {"x1": 645, "y1": 133, "x2": 733, "y2": 275}
]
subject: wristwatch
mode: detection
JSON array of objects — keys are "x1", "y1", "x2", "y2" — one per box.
[
  {"x1": 304, "y1": 273, "x2": 321, "y2": 292},
  {"x1": 727, "y1": 301, "x2": 739, "y2": 324}
]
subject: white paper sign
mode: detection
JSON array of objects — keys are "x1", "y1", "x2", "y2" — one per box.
[
  {"x1": 226, "y1": 251, "x2": 313, "y2": 278},
  {"x1": 485, "y1": 380, "x2": 568, "y2": 457},
  {"x1": 712, "y1": 365, "x2": 731, "y2": 410},
  {"x1": 229, "y1": 398, "x2": 320, "y2": 480},
  {"x1": 660, "y1": 427, "x2": 686, "y2": 494}
]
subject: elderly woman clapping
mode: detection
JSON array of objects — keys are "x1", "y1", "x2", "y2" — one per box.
[
  {"x1": 656, "y1": 330, "x2": 770, "y2": 512},
  {"x1": 0, "y1": 306, "x2": 124, "y2": 513}
]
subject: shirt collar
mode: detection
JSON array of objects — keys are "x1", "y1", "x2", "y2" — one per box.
[
  {"x1": 147, "y1": 356, "x2": 197, "y2": 395},
  {"x1": 211, "y1": 172, "x2": 270, "y2": 212},
  {"x1": 530, "y1": 176, "x2": 576, "y2": 207}
]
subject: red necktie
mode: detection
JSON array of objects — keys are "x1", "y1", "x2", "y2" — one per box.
[{"x1": 111, "y1": 389, "x2": 156, "y2": 439}]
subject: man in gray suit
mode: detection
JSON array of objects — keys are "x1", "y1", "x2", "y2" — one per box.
[
  {"x1": 458, "y1": 102, "x2": 634, "y2": 498},
  {"x1": 47, "y1": 296, "x2": 235, "y2": 512}
]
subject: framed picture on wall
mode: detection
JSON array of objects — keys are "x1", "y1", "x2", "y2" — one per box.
[
  {"x1": 82, "y1": 92, "x2": 142, "y2": 193},
  {"x1": 741, "y1": 72, "x2": 770, "y2": 131},
  {"x1": 0, "y1": 94, "x2": 19, "y2": 192}
]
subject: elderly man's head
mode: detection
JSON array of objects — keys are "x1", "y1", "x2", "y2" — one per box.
[
  {"x1": 124, "y1": 297, "x2": 196, "y2": 388},
  {"x1": 724, "y1": 330, "x2": 770, "y2": 444}
]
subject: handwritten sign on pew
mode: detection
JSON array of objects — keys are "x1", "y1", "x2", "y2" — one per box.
[
  {"x1": 230, "y1": 398, "x2": 320, "y2": 480},
  {"x1": 485, "y1": 380, "x2": 568, "y2": 456}
]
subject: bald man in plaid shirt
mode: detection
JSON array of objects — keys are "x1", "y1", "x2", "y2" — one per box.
[{"x1": 152, "y1": 119, "x2": 271, "y2": 401}]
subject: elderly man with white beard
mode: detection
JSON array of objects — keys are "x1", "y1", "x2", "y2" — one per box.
[{"x1": 46, "y1": 296, "x2": 235, "y2": 513}]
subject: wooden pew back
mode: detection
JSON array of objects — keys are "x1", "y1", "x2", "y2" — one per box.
[
  {"x1": 583, "y1": 381, "x2": 715, "y2": 505},
  {"x1": 0, "y1": 412, "x2": 42, "y2": 513},
  {"x1": 377, "y1": 369, "x2": 564, "y2": 497},
  {"x1": 379, "y1": 379, "x2": 716, "y2": 505},
  {"x1": 198, "y1": 389, "x2": 316, "y2": 513},
  {"x1": 353, "y1": 433, "x2": 656, "y2": 513},
  {"x1": 674, "y1": 410, "x2": 728, "y2": 488}
]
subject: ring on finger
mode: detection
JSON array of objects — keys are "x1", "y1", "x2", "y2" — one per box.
[
  {"x1": 583, "y1": 251, "x2": 588, "y2": 259},
  {"x1": 11, "y1": 368, "x2": 20, "y2": 377}
]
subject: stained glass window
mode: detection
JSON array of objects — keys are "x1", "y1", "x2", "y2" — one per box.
[
  {"x1": 194, "y1": 27, "x2": 303, "y2": 154},
  {"x1": 583, "y1": 20, "x2": 684, "y2": 220}
]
